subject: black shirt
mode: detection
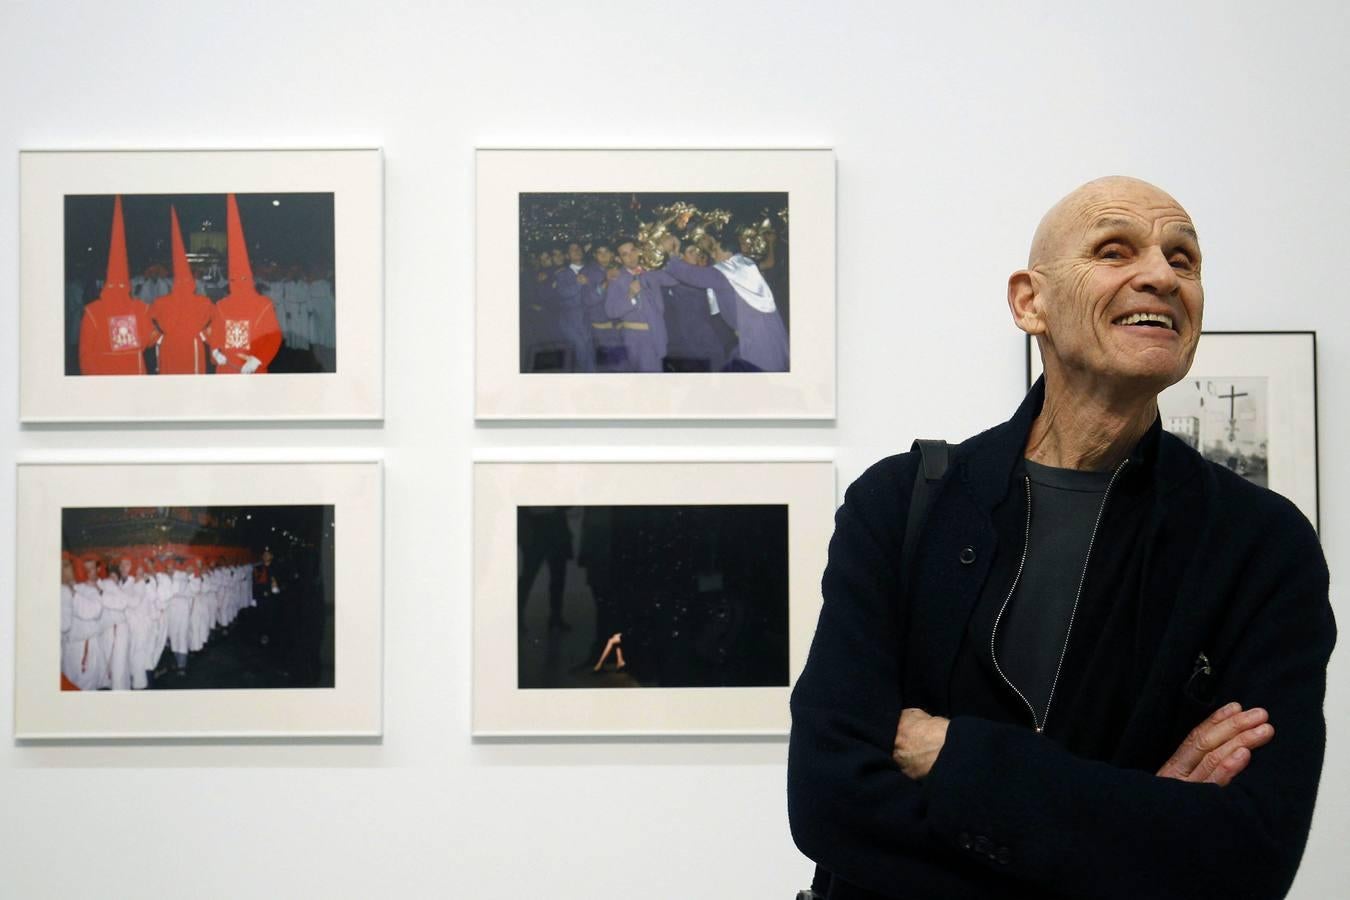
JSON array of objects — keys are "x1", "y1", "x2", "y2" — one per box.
[{"x1": 995, "y1": 459, "x2": 1115, "y2": 728}]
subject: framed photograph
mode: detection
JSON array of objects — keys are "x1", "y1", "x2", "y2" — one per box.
[
  {"x1": 20, "y1": 149, "x2": 383, "y2": 422},
  {"x1": 473, "y1": 457, "x2": 835, "y2": 735},
  {"x1": 15, "y1": 459, "x2": 383, "y2": 739},
  {"x1": 475, "y1": 148, "x2": 835, "y2": 419},
  {"x1": 1026, "y1": 331, "x2": 1319, "y2": 529}
]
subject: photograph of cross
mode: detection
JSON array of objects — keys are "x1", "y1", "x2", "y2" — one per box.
[{"x1": 1218, "y1": 383, "x2": 1250, "y2": 441}]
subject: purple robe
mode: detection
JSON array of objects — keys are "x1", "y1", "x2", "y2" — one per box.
[
  {"x1": 521, "y1": 269, "x2": 563, "y2": 372},
  {"x1": 663, "y1": 279, "x2": 732, "y2": 372},
  {"x1": 666, "y1": 256, "x2": 789, "y2": 372},
  {"x1": 604, "y1": 268, "x2": 677, "y2": 373},
  {"x1": 553, "y1": 264, "x2": 596, "y2": 372},
  {"x1": 578, "y1": 262, "x2": 624, "y2": 369}
]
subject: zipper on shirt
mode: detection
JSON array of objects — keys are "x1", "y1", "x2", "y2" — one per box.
[{"x1": 989, "y1": 458, "x2": 1129, "y2": 734}]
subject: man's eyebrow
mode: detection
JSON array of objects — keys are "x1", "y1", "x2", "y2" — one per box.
[
  {"x1": 1086, "y1": 217, "x2": 1200, "y2": 242},
  {"x1": 1086, "y1": 216, "x2": 1140, "y2": 234}
]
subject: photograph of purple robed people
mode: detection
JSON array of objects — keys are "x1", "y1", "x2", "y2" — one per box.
[
  {"x1": 59, "y1": 504, "x2": 334, "y2": 692},
  {"x1": 518, "y1": 192, "x2": 789, "y2": 374},
  {"x1": 63, "y1": 192, "x2": 336, "y2": 377},
  {"x1": 516, "y1": 503, "x2": 789, "y2": 689}
]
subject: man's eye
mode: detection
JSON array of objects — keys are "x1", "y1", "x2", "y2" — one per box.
[
  {"x1": 1099, "y1": 245, "x2": 1128, "y2": 260},
  {"x1": 1169, "y1": 255, "x2": 1193, "y2": 270}
]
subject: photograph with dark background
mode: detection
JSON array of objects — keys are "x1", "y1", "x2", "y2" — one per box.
[
  {"x1": 517, "y1": 504, "x2": 789, "y2": 690},
  {"x1": 64, "y1": 192, "x2": 336, "y2": 376},
  {"x1": 60, "y1": 504, "x2": 334, "y2": 692},
  {"x1": 519, "y1": 192, "x2": 789, "y2": 375}
]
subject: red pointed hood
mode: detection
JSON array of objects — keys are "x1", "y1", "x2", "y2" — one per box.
[
  {"x1": 169, "y1": 205, "x2": 195, "y2": 295},
  {"x1": 225, "y1": 193, "x2": 255, "y2": 290},
  {"x1": 102, "y1": 195, "x2": 133, "y2": 299}
]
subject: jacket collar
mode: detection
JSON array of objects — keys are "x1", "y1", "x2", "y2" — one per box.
[{"x1": 960, "y1": 376, "x2": 1194, "y2": 509}]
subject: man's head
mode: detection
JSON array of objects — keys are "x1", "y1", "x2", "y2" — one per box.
[
  {"x1": 1008, "y1": 176, "x2": 1203, "y2": 398},
  {"x1": 593, "y1": 243, "x2": 614, "y2": 268},
  {"x1": 549, "y1": 247, "x2": 565, "y2": 268},
  {"x1": 567, "y1": 242, "x2": 585, "y2": 265},
  {"x1": 118, "y1": 557, "x2": 132, "y2": 579},
  {"x1": 681, "y1": 244, "x2": 706, "y2": 266},
  {"x1": 616, "y1": 239, "x2": 641, "y2": 271},
  {"x1": 536, "y1": 250, "x2": 553, "y2": 270}
]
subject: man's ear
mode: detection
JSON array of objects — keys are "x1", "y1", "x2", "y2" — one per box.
[{"x1": 1008, "y1": 269, "x2": 1046, "y2": 336}]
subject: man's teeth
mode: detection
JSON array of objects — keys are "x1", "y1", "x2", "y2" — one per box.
[{"x1": 1116, "y1": 312, "x2": 1174, "y2": 329}]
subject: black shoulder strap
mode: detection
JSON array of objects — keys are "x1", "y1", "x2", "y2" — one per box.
[
  {"x1": 803, "y1": 441, "x2": 949, "y2": 900},
  {"x1": 902, "y1": 439, "x2": 949, "y2": 579}
]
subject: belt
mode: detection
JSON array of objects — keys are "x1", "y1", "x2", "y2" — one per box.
[
  {"x1": 617, "y1": 322, "x2": 650, "y2": 331},
  {"x1": 591, "y1": 322, "x2": 615, "y2": 330}
]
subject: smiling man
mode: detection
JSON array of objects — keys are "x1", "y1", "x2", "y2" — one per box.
[{"x1": 788, "y1": 177, "x2": 1335, "y2": 899}]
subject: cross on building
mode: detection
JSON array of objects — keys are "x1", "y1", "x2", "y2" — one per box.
[{"x1": 1218, "y1": 383, "x2": 1249, "y2": 442}]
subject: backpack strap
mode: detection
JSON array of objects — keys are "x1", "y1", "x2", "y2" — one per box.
[
  {"x1": 902, "y1": 439, "x2": 949, "y2": 580},
  {"x1": 804, "y1": 440, "x2": 950, "y2": 900}
]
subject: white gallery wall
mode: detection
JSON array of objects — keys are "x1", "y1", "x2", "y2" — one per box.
[{"x1": 1, "y1": 0, "x2": 1346, "y2": 896}]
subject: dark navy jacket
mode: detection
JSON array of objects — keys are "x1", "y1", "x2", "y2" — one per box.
[{"x1": 788, "y1": 380, "x2": 1335, "y2": 899}]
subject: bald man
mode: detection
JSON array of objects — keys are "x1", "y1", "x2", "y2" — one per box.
[{"x1": 788, "y1": 178, "x2": 1335, "y2": 900}]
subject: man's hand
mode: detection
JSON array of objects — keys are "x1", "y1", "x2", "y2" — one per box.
[
  {"x1": 628, "y1": 278, "x2": 642, "y2": 299},
  {"x1": 893, "y1": 707, "x2": 950, "y2": 780},
  {"x1": 1156, "y1": 702, "x2": 1274, "y2": 787}
]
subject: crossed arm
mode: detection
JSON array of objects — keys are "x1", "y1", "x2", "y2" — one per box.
[
  {"x1": 788, "y1": 461, "x2": 1334, "y2": 900},
  {"x1": 894, "y1": 701, "x2": 1273, "y2": 786}
]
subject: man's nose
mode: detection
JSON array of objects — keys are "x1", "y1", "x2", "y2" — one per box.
[{"x1": 1131, "y1": 245, "x2": 1180, "y2": 295}]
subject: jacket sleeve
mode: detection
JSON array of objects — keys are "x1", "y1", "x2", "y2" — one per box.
[
  {"x1": 921, "y1": 501, "x2": 1335, "y2": 900},
  {"x1": 789, "y1": 455, "x2": 1009, "y2": 898},
  {"x1": 790, "y1": 459, "x2": 1335, "y2": 900}
]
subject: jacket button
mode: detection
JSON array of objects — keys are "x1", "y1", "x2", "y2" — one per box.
[
  {"x1": 959, "y1": 546, "x2": 976, "y2": 565},
  {"x1": 995, "y1": 846, "x2": 1012, "y2": 865},
  {"x1": 973, "y1": 836, "x2": 991, "y2": 854},
  {"x1": 958, "y1": 832, "x2": 972, "y2": 850}
]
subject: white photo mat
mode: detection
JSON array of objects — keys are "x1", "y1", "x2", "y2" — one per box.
[
  {"x1": 473, "y1": 458, "x2": 835, "y2": 736},
  {"x1": 1026, "y1": 331, "x2": 1319, "y2": 528},
  {"x1": 15, "y1": 460, "x2": 383, "y2": 739},
  {"x1": 475, "y1": 148, "x2": 836, "y2": 420},
  {"x1": 20, "y1": 149, "x2": 384, "y2": 422}
]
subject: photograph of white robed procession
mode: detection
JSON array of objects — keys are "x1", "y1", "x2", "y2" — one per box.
[
  {"x1": 473, "y1": 458, "x2": 835, "y2": 736},
  {"x1": 58, "y1": 504, "x2": 334, "y2": 694},
  {"x1": 476, "y1": 149, "x2": 835, "y2": 420},
  {"x1": 1027, "y1": 330, "x2": 1318, "y2": 529},
  {"x1": 20, "y1": 149, "x2": 383, "y2": 423},
  {"x1": 15, "y1": 460, "x2": 382, "y2": 739}
]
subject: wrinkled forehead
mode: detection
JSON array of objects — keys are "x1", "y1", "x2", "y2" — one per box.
[{"x1": 1069, "y1": 187, "x2": 1198, "y2": 244}]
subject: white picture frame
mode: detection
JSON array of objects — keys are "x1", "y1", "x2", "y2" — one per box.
[
  {"x1": 475, "y1": 148, "x2": 835, "y2": 420},
  {"x1": 20, "y1": 148, "x2": 384, "y2": 422},
  {"x1": 15, "y1": 458, "x2": 383, "y2": 739},
  {"x1": 473, "y1": 455, "x2": 835, "y2": 736},
  {"x1": 1026, "y1": 331, "x2": 1319, "y2": 529}
]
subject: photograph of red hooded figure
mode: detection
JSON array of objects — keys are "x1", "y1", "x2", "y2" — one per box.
[
  {"x1": 149, "y1": 205, "x2": 216, "y2": 374},
  {"x1": 64, "y1": 191, "x2": 336, "y2": 376},
  {"x1": 76, "y1": 195, "x2": 157, "y2": 375}
]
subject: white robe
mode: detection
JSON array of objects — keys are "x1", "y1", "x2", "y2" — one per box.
[
  {"x1": 188, "y1": 573, "x2": 210, "y2": 652},
  {"x1": 96, "y1": 577, "x2": 132, "y2": 691},
  {"x1": 61, "y1": 583, "x2": 108, "y2": 690},
  {"x1": 167, "y1": 571, "x2": 193, "y2": 655}
]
